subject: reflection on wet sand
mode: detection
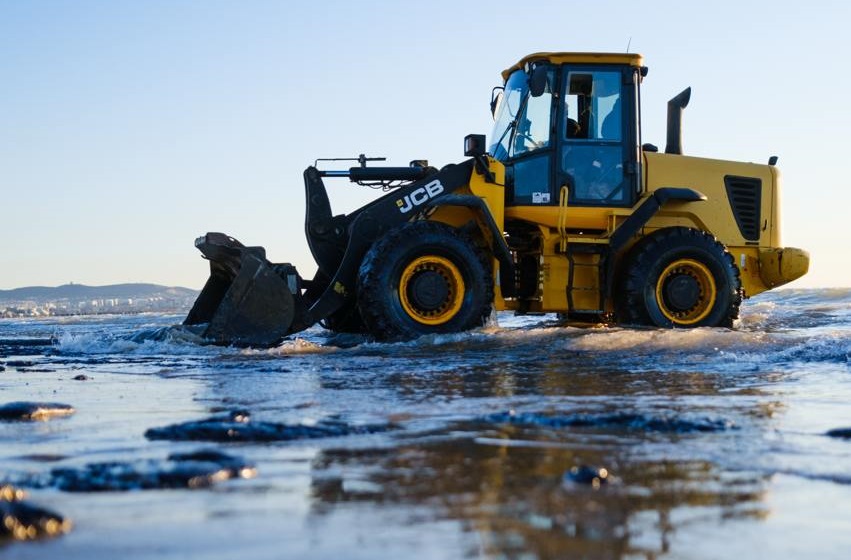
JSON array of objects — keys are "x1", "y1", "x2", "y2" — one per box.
[
  {"x1": 310, "y1": 437, "x2": 769, "y2": 558},
  {"x1": 305, "y1": 348, "x2": 773, "y2": 559}
]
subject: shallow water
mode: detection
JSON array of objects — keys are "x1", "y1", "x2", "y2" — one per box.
[{"x1": 1, "y1": 289, "x2": 850, "y2": 558}]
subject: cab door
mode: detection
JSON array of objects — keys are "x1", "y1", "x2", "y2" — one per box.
[{"x1": 558, "y1": 67, "x2": 639, "y2": 208}]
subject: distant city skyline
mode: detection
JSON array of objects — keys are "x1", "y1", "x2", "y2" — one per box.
[
  {"x1": 1, "y1": 1, "x2": 846, "y2": 289},
  {"x1": 0, "y1": 282, "x2": 197, "y2": 317}
]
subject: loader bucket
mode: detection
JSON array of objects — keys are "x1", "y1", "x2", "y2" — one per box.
[{"x1": 184, "y1": 233, "x2": 296, "y2": 347}]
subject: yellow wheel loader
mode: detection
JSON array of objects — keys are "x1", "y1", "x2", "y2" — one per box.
[{"x1": 184, "y1": 52, "x2": 809, "y2": 346}]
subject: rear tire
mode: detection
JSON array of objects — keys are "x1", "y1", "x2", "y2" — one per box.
[
  {"x1": 618, "y1": 227, "x2": 741, "y2": 328},
  {"x1": 357, "y1": 221, "x2": 493, "y2": 341}
]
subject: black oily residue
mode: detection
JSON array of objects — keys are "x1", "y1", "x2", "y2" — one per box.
[
  {"x1": 826, "y1": 428, "x2": 851, "y2": 439},
  {"x1": 564, "y1": 465, "x2": 610, "y2": 486},
  {"x1": 0, "y1": 402, "x2": 75, "y2": 421},
  {"x1": 483, "y1": 411, "x2": 735, "y2": 433},
  {"x1": 145, "y1": 410, "x2": 396, "y2": 442},
  {"x1": 47, "y1": 449, "x2": 255, "y2": 492},
  {"x1": 0, "y1": 338, "x2": 56, "y2": 348},
  {"x1": 4, "y1": 360, "x2": 36, "y2": 368},
  {"x1": 0, "y1": 485, "x2": 70, "y2": 541}
]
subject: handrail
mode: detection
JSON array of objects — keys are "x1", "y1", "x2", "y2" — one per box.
[{"x1": 558, "y1": 185, "x2": 569, "y2": 252}]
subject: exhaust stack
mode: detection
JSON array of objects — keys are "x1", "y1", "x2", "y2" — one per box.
[{"x1": 665, "y1": 87, "x2": 691, "y2": 155}]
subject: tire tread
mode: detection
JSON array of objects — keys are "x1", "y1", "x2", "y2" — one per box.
[
  {"x1": 357, "y1": 221, "x2": 493, "y2": 340},
  {"x1": 618, "y1": 227, "x2": 742, "y2": 328}
]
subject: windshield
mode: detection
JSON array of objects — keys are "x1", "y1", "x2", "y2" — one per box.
[{"x1": 488, "y1": 69, "x2": 528, "y2": 161}]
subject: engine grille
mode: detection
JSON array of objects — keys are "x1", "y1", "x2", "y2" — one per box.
[{"x1": 725, "y1": 176, "x2": 762, "y2": 241}]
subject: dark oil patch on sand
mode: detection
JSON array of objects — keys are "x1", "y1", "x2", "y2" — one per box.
[
  {"x1": 481, "y1": 410, "x2": 736, "y2": 433},
  {"x1": 0, "y1": 485, "x2": 71, "y2": 542},
  {"x1": 0, "y1": 402, "x2": 75, "y2": 421},
  {"x1": 46, "y1": 449, "x2": 256, "y2": 492},
  {"x1": 145, "y1": 410, "x2": 397, "y2": 442}
]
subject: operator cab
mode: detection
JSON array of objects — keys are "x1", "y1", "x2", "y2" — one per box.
[{"x1": 489, "y1": 53, "x2": 644, "y2": 209}]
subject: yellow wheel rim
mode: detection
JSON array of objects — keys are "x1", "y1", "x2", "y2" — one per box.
[
  {"x1": 655, "y1": 259, "x2": 717, "y2": 325},
  {"x1": 399, "y1": 255, "x2": 465, "y2": 325}
]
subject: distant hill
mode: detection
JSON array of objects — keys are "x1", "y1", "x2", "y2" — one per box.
[{"x1": 0, "y1": 283, "x2": 197, "y2": 301}]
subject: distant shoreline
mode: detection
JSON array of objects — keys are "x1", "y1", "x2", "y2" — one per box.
[
  {"x1": 0, "y1": 282, "x2": 197, "y2": 299},
  {"x1": 1, "y1": 283, "x2": 198, "y2": 319},
  {"x1": 1, "y1": 309, "x2": 191, "y2": 319}
]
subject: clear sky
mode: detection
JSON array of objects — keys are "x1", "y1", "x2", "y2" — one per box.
[{"x1": 1, "y1": 0, "x2": 847, "y2": 290}]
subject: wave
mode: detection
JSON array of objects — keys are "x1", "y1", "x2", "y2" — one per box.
[
  {"x1": 243, "y1": 335, "x2": 338, "y2": 356},
  {"x1": 54, "y1": 323, "x2": 339, "y2": 358},
  {"x1": 43, "y1": 288, "x2": 850, "y2": 369},
  {"x1": 56, "y1": 325, "x2": 213, "y2": 356},
  {"x1": 565, "y1": 324, "x2": 849, "y2": 367},
  {"x1": 741, "y1": 288, "x2": 851, "y2": 329},
  {"x1": 313, "y1": 318, "x2": 851, "y2": 372},
  {"x1": 759, "y1": 287, "x2": 851, "y2": 305}
]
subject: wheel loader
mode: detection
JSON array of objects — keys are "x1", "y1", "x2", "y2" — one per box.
[{"x1": 184, "y1": 52, "x2": 809, "y2": 346}]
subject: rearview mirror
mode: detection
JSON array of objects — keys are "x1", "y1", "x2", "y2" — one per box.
[
  {"x1": 529, "y1": 66, "x2": 548, "y2": 97},
  {"x1": 490, "y1": 86, "x2": 504, "y2": 118}
]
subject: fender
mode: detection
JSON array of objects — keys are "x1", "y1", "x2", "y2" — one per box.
[{"x1": 609, "y1": 187, "x2": 706, "y2": 252}]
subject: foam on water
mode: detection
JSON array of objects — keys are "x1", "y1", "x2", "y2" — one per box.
[
  {"x1": 24, "y1": 288, "x2": 851, "y2": 373},
  {"x1": 570, "y1": 327, "x2": 850, "y2": 371},
  {"x1": 356, "y1": 324, "x2": 565, "y2": 349},
  {"x1": 55, "y1": 327, "x2": 212, "y2": 356},
  {"x1": 245, "y1": 334, "x2": 338, "y2": 356}
]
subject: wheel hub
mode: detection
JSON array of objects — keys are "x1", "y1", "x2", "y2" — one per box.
[
  {"x1": 407, "y1": 270, "x2": 450, "y2": 311},
  {"x1": 664, "y1": 274, "x2": 701, "y2": 311}
]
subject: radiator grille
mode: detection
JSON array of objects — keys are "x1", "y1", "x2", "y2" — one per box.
[{"x1": 725, "y1": 176, "x2": 762, "y2": 241}]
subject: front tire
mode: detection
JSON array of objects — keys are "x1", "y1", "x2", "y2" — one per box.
[
  {"x1": 618, "y1": 227, "x2": 742, "y2": 328},
  {"x1": 357, "y1": 221, "x2": 493, "y2": 340}
]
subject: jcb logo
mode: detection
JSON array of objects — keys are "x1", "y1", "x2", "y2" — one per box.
[{"x1": 396, "y1": 180, "x2": 444, "y2": 214}]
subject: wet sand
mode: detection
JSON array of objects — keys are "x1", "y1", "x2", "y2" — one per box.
[{"x1": 2, "y1": 296, "x2": 851, "y2": 558}]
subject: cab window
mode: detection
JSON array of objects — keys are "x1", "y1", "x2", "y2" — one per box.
[
  {"x1": 511, "y1": 80, "x2": 553, "y2": 157},
  {"x1": 562, "y1": 70, "x2": 627, "y2": 204}
]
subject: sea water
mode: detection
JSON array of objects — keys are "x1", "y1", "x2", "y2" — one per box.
[{"x1": 1, "y1": 288, "x2": 850, "y2": 558}]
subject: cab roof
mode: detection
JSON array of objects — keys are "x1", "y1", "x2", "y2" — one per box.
[{"x1": 501, "y1": 52, "x2": 644, "y2": 81}]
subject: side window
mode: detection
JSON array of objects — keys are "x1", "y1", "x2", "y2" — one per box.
[
  {"x1": 511, "y1": 72, "x2": 554, "y2": 157},
  {"x1": 565, "y1": 71, "x2": 621, "y2": 141},
  {"x1": 562, "y1": 70, "x2": 627, "y2": 205}
]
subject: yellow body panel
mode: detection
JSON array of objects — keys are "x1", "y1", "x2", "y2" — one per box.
[
  {"x1": 643, "y1": 152, "x2": 773, "y2": 244},
  {"x1": 505, "y1": 206, "x2": 628, "y2": 231},
  {"x1": 642, "y1": 152, "x2": 807, "y2": 296},
  {"x1": 429, "y1": 157, "x2": 505, "y2": 233}
]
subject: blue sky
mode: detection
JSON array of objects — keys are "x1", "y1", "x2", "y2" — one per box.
[{"x1": 1, "y1": 1, "x2": 846, "y2": 289}]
